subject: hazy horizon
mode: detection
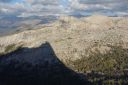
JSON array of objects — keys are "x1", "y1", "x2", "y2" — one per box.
[{"x1": 0, "y1": 0, "x2": 128, "y2": 36}]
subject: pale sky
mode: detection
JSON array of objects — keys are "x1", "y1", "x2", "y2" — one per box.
[{"x1": 0, "y1": 0, "x2": 128, "y2": 17}]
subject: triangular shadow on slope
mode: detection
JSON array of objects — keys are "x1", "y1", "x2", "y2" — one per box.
[{"x1": 0, "y1": 42, "x2": 92, "y2": 85}]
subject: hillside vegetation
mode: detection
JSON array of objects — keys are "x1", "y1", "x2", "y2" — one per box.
[{"x1": 0, "y1": 15, "x2": 128, "y2": 84}]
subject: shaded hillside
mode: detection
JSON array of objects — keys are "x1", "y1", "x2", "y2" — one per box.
[{"x1": 0, "y1": 42, "x2": 91, "y2": 85}]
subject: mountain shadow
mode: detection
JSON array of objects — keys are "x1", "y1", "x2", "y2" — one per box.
[{"x1": 0, "y1": 42, "x2": 92, "y2": 85}]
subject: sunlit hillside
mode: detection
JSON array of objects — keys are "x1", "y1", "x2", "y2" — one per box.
[{"x1": 0, "y1": 15, "x2": 128, "y2": 84}]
